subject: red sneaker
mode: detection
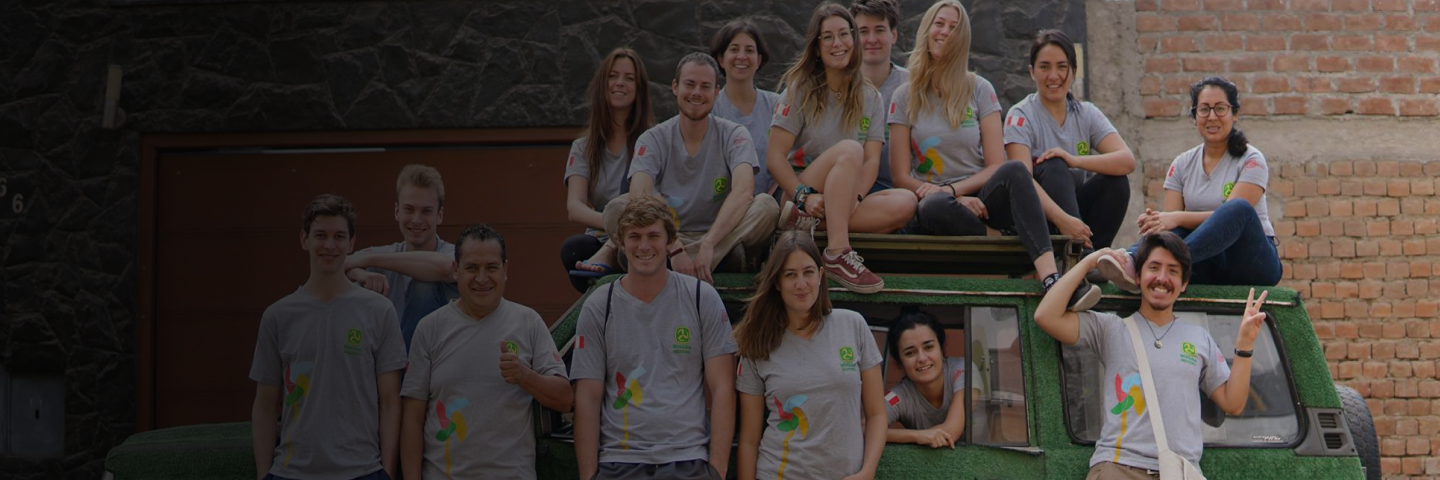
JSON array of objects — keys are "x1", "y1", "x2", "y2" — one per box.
[
  {"x1": 778, "y1": 201, "x2": 820, "y2": 236},
  {"x1": 823, "y1": 247, "x2": 884, "y2": 294}
]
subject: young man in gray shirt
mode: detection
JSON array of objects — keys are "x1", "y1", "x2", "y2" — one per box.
[
  {"x1": 400, "y1": 225, "x2": 572, "y2": 479},
  {"x1": 1035, "y1": 233, "x2": 1265, "y2": 479},
  {"x1": 853, "y1": 0, "x2": 909, "y2": 193},
  {"x1": 600, "y1": 53, "x2": 779, "y2": 282},
  {"x1": 573, "y1": 194, "x2": 737, "y2": 480},
  {"x1": 344, "y1": 164, "x2": 459, "y2": 351},
  {"x1": 250, "y1": 194, "x2": 407, "y2": 480}
]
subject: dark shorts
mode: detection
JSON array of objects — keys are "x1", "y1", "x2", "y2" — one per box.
[
  {"x1": 266, "y1": 469, "x2": 390, "y2": 480},
  {"x1": 591, "y1": 459, "x2": 722, "y2": 480}
]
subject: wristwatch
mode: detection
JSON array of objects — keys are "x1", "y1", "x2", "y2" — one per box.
[{"x1": 1234, "y1": 348, "x2": 1253, "y2": 358}]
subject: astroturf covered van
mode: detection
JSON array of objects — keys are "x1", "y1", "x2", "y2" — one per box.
[
  {"x1": 533, "y1": 273, "x2": 1376, "y2": 480},
  {"x1": 103, "y1": 272, "x2": 1377, "y2": 480}
]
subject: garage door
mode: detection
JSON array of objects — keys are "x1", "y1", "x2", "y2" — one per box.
[{"x1": 142, "y1": 130, "x2": 584, "y2": 428}]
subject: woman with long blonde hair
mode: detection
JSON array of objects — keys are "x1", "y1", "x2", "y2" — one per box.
[
  {"x1": 768, "y1": 3, "x2": 918, "y2": 295},
  {"x1": 888, "y1": 0, "x2": 1099, "y2": 310},
  {"x1": 563, "y1": 48, "x2": 655, "y2": 291},
  {"x1": 735, "y1": 231, "x2": 887, "y2": 480}
]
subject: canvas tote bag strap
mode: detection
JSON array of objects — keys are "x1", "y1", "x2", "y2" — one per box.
[{"x1": 1123, "y1": 314, "x2": 1175, "y2": 457}]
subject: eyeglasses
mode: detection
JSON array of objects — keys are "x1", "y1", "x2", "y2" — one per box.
[
  {"x1": 819, "y1": 30, "x2": 853, "y2": 45},
  {"x1": 1195, "y1": 104, "x2": 1232, "y2": 118}
]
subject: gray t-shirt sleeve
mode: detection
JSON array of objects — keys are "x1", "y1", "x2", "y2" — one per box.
[
  {"x1": 1074, "y1": 310, "x2": 1112, "y2": 355},
  {"x1": 771, "y1": 90, "x2": 803, "y2": 136},
  {"x1": 887, "y1": 84, "x2": 912, "y2": 127},
  {"x1": 569, "y1": 287, "x2": 609, "y2": 381},
  {"x1": 736, "y1": 355, "x2": 763, "y2": 396},
  {"x1": 852, "y1": 311, "x2": 883, "y2": 371},
  {"x1": 1082, "y1": 103, "x2": 1119, "y2": 148},
  {"x1": 249, "y1": 308, "x2": 283, "y2": 386},
  {"x1": 1003, "y1": 104, "x2": 1033, "y2": 149},
  {"x1": 975, "y1": 77, "x2": 1002, "y2": 122},
  {"x1": 529, "y1": 310, "x2": 568, "y2": 378},
  {"x1": 563, "y1": 139, "x2": 589, "y2": 186},
  {"x1": 1237, "y1": 148, "x2": 1270, "y2": 191},
  {"x1": 863, "y1": 88, "x2": 885, "y2": 144},
  {"x1": 375, "y1": 306, "x2": 408, "y2": 375},
  {"x1": 1162, "y1": 152, "x2": 1189, "y2": 192},
  {"x1": 724, "y1": 122, "x2": 761, "y2": 176},
  {"x1": 629, "y1": 129, "x2": 664, "y2": 183},
  {"x1": 400, "y1": 314, "x2": 433, "y2": 400},
  {"x1": 697, "y1": 282, "x2": 738, "y2": 360},
  {"x1": 1200, "y1": 332, "x2": 1232, "y2": 396}
]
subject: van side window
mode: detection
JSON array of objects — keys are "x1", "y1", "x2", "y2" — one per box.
[
  {"x1": 1060, "y1": 310, "x2": 1302, "y2": 447},
  {"x1": 970, "y1": 306, "x2": 1029, "y2": 446}
]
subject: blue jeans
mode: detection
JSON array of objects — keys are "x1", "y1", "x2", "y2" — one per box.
[
  {"x1": 400, "y1": 279, "x2": 456, "y2": 352},
  {"x1": 1127, "y1": 200, "x2": 1281, "y2": 286}
]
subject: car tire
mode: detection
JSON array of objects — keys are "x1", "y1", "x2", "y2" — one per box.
[{"x1": 1336, "y1": 384, "x2": 1380, "y2": 480}]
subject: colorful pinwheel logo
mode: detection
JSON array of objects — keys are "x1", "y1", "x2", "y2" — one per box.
[
  {"x1": 435, "y1": 397, "x2": 470, "y2": 476},
  {"x1": 773, "y1": 394, "x2": 809, "y2": 480},
  {"x1": 912, "y1": 137, "x2": 944, "y2": 183},
  {"x1": 612, "y1": 367, "x2": 645, "y2": 450},
  {"x1": 281, "y1": 361, "x2": 314, "y2": 467},
  {"x1": 1109, "y1": 373, "x2": 1146, "y2": 463}
]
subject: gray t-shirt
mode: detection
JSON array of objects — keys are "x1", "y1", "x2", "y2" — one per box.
[
  {"x1": 736, "y1": 309, "x2": 883, "y2": 480},
  {"x1": 874, "y1": 64, "x2": 911, "y2": 189},
  {"x1": 888, "y1": 75, "x2": 1002, "y2": 185},
  {"x1": 248, "y1": 285, "x2": 408, "y2": 480},
  {"x1": 884, "y1": 357, "x2": 975, "y2": 430},
  {"x1": 359, "y1": 238, "x2": 459, "y2": 322},
  {"x1": 1003, "y1": 94, "x2": 1119, "y2": 181},
  {"x1": 630, "y1": 115, "x2": 759, "y2": 232},
  {"x1": 1162, "y1": 144, "x2": 1275, "y2": 237},
  {"x1": 400, "y1": 300, "x2": 566, "y2": 479},
  {"x1": 771, "y1": 86, "x2": 886, "y2": 174},
  {"x1": 569, "y1": 271, "x2": 739, "y2": 465},
  {"x1": 564, "y1": 137, "x2": 630, "y2": 236},
  {"x1": 1075, "y1": 311, "x2": 1232, "y2": 472},
  {"x1": 713, "y1": 88, "x2": 781, "y2": 195}
]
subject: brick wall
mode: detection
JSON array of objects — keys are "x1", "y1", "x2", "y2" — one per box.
[
  {"x1": 1141, "y1": 157, "x2": 1440, "y2": 478},
  {"x1": 1135, "y1": 0, "x2": 1440, "y2": 117}
]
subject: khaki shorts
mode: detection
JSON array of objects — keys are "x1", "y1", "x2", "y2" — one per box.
[{"x1": 1085, "y1": 461, "x2": 1160, "y2": 480}]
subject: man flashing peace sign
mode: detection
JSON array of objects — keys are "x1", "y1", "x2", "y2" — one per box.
[{"x1": 1034, "y1": 232, "x2": 1262, "y2": 479}]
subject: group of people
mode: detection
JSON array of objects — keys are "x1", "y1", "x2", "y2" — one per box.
[
  {"x1": 558, "y1": 0, "x2": 1280, "y2": 308},
  {"x1": 249, "y1": 0, "x2": 1288, "y2": 479}
]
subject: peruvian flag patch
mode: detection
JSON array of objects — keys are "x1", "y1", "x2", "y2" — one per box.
[
  {"x1": 885, "y1": 391, "x2": 900, "y2": 406},
  {"x1": 889, "y1": 102, "x2": 896, "y2": 115},
  {"x1": 778, "y1": 104, "x2": 791, "y2": 117},
  {"x1": 637, "y1": 145, "x2": 647, "y2": 157},
  {"x1": 1167, "y1": 164, "x2": 1176, "y2": 177},
  {"x1": 578, "y1": 335, "x2": 585, "y2": 349},
  {"x1": 1008, "y1": 116, "x2": 1026, "y2": 127},
  {"x1": 736, "y1": 362, "x2": 743, "y2": 376},
  {"x1": 567, "y1": 154, "x2": 576, "y2": 167}
]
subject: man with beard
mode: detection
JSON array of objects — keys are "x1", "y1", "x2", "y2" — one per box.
[
  {"x1": 599, "y1": 53, "x2": 779, "y2": 282},
  {"x1": 1034, "y1": 232, "x2": 1265, "y2": 479}
]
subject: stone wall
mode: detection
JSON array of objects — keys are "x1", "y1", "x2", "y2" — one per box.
[{"x1": 0, "y1": 0, "x2": 1083, "y2": 477}]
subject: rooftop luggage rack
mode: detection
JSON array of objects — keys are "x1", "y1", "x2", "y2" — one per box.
[{"x1": 813, "y1": 232, "x2": 1084, "y2": 277}]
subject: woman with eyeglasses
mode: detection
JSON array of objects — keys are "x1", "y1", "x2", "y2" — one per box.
[
  {"x1": 768, "y1": 2, "x2": 919, "y2": 295},
  {"x1": 888, "y1": 1, "x2": 1099, "y2": 311},
  {"x1": 1094, "y1": 76, "x2": 1281, "y2": 289},
  {"x1": 1004, "y1": 30, "x2": 1135, "y2": 253}
]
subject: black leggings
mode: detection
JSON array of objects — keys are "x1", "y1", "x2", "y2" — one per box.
[
  {"x1": 559, "y1": 234, "x2": 605, "y2": 293},
  {"x1": 911, "y1": 161, "x2": 1054, "y2": 262},
  {"x1": 1033, "y1": 159, "x2": 1130, "y2": 249}
]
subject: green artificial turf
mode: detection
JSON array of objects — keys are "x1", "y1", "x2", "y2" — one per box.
[{"x1": 104, "y1": 422, "x2": 254, "y2": 480}]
